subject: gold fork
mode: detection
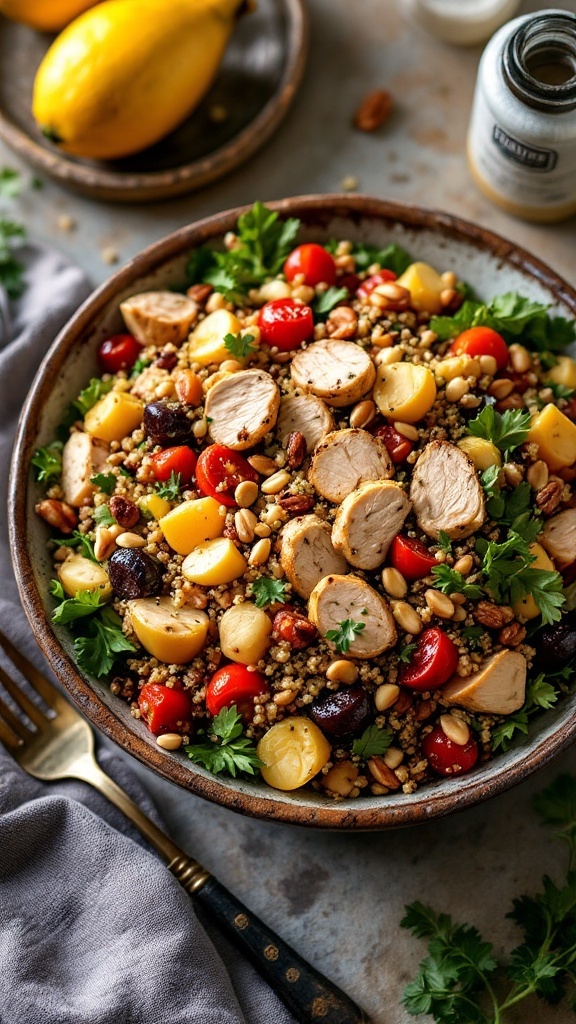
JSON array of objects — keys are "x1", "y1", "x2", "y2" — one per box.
[{"x1": 0, "y1": 628, "x2": 368, "y2": 1024}]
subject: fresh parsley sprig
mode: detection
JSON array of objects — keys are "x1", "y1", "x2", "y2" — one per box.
[
  {"x1": 351, "y1": 723, "x2": 393, "y2": 759},
  {"x1": 480, "y1": 467, "x2": 533, "y2": 524},
  {"x1": 491, "y1": 671, "x2": 563, "y2": 752},
  {"x1": 154, "y1": 471, "x2": 182, "y2": 501},
  {"x1": 431, "y1": 564, "x2": 483, "y2": 599},
  {"x1": 55, "y1": 530, "x2": 97, "y2": 562},
  {"x1": 49, "y1": 581, "x2": 136, "y2": 677},
  {"x1": 185, "y1": 705, "x2": 263, "y2": 778},
  {"x1": 398, "y1": 641, "x2": 418, "y2": 664},
  {"x1": 466, "y1": 406, "x2": 531, "y2": 453},
  {"x1": 345, "y1": 241, "x2": 413, "y2": 275},
  {"x1": 90, "y1": 472, "x2": 116, "y2": 496},
  {"x1": 430, "y1": 291, "x2": 576, "y2": 353},
  {"x1": 311, "y1": 286, "x2": 349, "y2": 319},
  {"x1": 31, "y1": 441, "x2": 63, "y2": 485},
  {"x1": 249, "y1": 577, "x2": 288, "y2": 609},
  {"x1": 93, "y1": 504, "x2": 117, "y2": 527},
  {"x1": 325, "y1": 618, "x2": 366, "y2": 654},
  {"x1": 223, "y1": 331, "x2": 257, "y2": 360},
  {"x1": 476, "y1": 524, "x2": 565, "y2": 625}
]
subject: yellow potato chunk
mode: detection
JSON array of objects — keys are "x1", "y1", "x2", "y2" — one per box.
[
  {"x1": 188, "y1": 309, "x2": 242, "y2": 366},
  {"x1": 395, "y1": 261, "x2": 445, "y2": 314},
  {"x1": 159, "y1": 497, "x2": 226, "y2": 555},
  {"x1": 181, "y1": 537, "x2": 247, "y2": 586},
  {"x1": 374, "y1": 361, "x2": 437, "y2": 423},
  {"x1": 513, "y1": 543, "x2": 556, "y2": 620},
  {"x1": 138, "y1": 493, "x2": 172, "y2": 522},
  {"x1": 527, "y1": 403, "x2": 576, "y2": 471},
  {"x1": 129, "y1": 597, "x2": 209, "y2": 663},
  {"x1": 435, "y1": 354, "x2": 481, "y2": 382},
  {"x1": 257, "y1": 718, "x2": 331, "y2": 791},
  {"x1": 58, "y1": 554, "x2": 112, "y2": 601},
  {"x1": 84, "y1": 391, "x2": 144, "y2": 443},
  {"x1": 545, "y1": 355, "x2": 576, "y2": 390},
  {"x1": 457, "y1": 436, "x2": 502, "y2": 471},
  {"x1": 219, "y1": 602, "x2": 272, "y2": 665}
]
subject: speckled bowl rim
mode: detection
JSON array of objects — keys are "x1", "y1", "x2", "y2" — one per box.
[{"x1": 9, "y1": 194, "x2": 576, "y2": 829}]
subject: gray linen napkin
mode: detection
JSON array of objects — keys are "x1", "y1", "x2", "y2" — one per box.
[{"x1": 0, "y1": 244, "x2": 295, "y2": 1024}]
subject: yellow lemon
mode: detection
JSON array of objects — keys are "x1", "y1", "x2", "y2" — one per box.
[{"x1": 0, "y1": 0, "x2": 99, "y2": 32}]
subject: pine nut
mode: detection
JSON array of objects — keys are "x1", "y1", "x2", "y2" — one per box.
[
  {"x1": 235, "y1": 508, "x2": 257, "y2": 543},
  {"x1": 445, "y1": 376, "x2": 470, "y2": 403},
  {"x1": 450, "y1": 592, "x2": 466, "y2": 605},
  {"x1": 375, "y1": 347, "x2": 403, "y2": 367},
  {"x1": 248, "y1": 454, "x2": 278, "y2": 476},
  {"x1": 260, "y1": 503, "x2": 288, "y2": 527},
  {"x1": 193, "y1": 418, "x2": 208, "y2": 439},
  {"x1": 453, "y1": 554, "x2": 473, "y2": 575},
  {"x1": 489, "y1": 378, "x2": 515, "y2": 400},
  {"x1": 393, "y1": 421, "x2": 419, "y2": 441},
  {"x1": 504, "y1": 462, "x2": 524, "y2": 487},
  {"x1": 392, "y1": 601, "x2": 422, "y2": 635},
  {"x1": 155, "y1": 380, "x2": 175, "y2": 399},
  {"x1": 527, "y1": 460, "x2": 549, "y2": 491},
  {"x1": 441, "y1": 270, "x2": 457, "y2": 288},
  {"x1": 291, "y1": 284, "x2": 315, "y2": 304},
  {"x1": 273, "y1": 689, "x2": 298, "y2": 706},
  {"x1": 459, "y1": 393, "x2": 482, "y2": 409},
  {"x1": 94, "y1": 526, "x2": 115, "y2": 561},
  {"x1": 479, "y1": 354, "x2": 498, "y2": 376},
  {"x1": 254, "y1": 523, "x2": 271, "y2": 538},
  {"x1": 326, "y1": 659, "x2": 359, "y2": 685},
  {"x1": 509, "y1": 344, "x2": 532, "y2": 373},
  {"x1": 381, "y1": 566, "x2": 408, "y2": 599},
  {"x1": 108, "y1": 523, "x2": 125, "y2": 540},
  {"x1": 384, "y1": 746, "x2": 404, "y2": 769},
  {"x1": 116, "y1": 532, "x2": 146, "y2": 548},
  {"x1": 156, "y1": 733, "x2": 183, "y2": 751},
  {"x1": 439, "y1": 714, "x2": 470, "y2": 746},
  {"x1": 261, "y1": 470, "x2": 291, "y2": 494},
  {"x1": 349, "y1": 399, "x2": 376, "y2": 429},
  {"x1": 221, "y1": 359, "x2": 243, "y2": 374},
  {"x1": 234, "y1": 480, "x2": 259, "y2": 507},
  {"x1": 452, "y1": 606, "x2": 467, "y2": 621},
  {"x1": 374, "y1": 683, "x2": 400, "y2": 711},
  {"x1": 425, "y1": 589, "x2": 455, "y2": 618},
  {"x1": 257, "y1": 279, "x2": 292, "y2": 302},
  {"x1": 440, "y1": 288, "x2": 457, "y2": 307},
  {"x1": 205, "y1": 292, "x2": 226, "y2": 313},
  {"x1": 248, "y1": 538, "x2": 271, "y2": 566},
  {"x1": 372, "y1": 331, "x2": 395, "y2": 349}
]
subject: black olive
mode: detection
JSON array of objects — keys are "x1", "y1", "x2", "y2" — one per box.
[
  {"x1": 309, "y1": 687, "x2": 371, "y2": 739},
  {"x1": 534, "y1": 614, "x2": 576, "y2": 676},
  {"x1": 108, "y1": 548, "x2": 164, "y2": 599},
  {"x1": 143, "y1": 400, "x2": 192, "y2": 447}
]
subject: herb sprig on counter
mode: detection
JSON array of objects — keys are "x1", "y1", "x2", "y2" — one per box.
[
  {"x1": 185, "y1": 705, "x2": 263, "y2": 778},
  {"x1": 430, "y1": 291, "x2": 576, "y2": 352}
]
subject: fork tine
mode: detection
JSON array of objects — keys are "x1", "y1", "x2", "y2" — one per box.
[
  {"x1": 0, "y1": 629, "x2": 62, "y2": 711},
  {"x1": 0, "y1": 716, "x2": 24, "y2": 750},
  {"x1": 0, "y1": 663, "x2": 49, "y2": 729},
  {"x1": 0, "y1": 691, "x2": 33, "y2": 740}
]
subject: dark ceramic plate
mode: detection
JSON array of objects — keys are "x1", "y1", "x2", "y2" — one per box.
[
  {"x1": 0, "y1": 0, "x2": 307, "y2": 202},
  {"x1": 9, "y1": 195, "x2": 576, "y2": 828}
]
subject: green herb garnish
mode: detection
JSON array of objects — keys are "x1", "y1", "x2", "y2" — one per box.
[
  {"x1": 185, "y1": 705, "x2": 263, "y2": 778},
  {"x1": 93, "y1": 504, "x2": 117, "y2": 527},
  {"x1": 491, "y1": 672, "x2": 562, "y2": 752},
  {"x1": 351, "y1": 724, "x2": 393, "y2": 759},
  {"x1": 348, "y1": 241, "x2": 413, "y2": 275},
  {"x1": 325, "y1": 618, "x2": 366, "y2": 654},
  {"x1": 31, "y1": 441, "x2": 63, "y2": 485},
  {"x1": 461, "y1": 625, "x2": 484, "y2": 649},
  {"x1": 437, "y1": 531, "x2": 452, "y2": 555},
  {"x1": 430, "y1": 565, "x2": 483, "y2": 599},
  {"x1": 476, "y1": 524, "x2": 565, "y2": 625},
  {"x1": 223, "y1": 331, "x2": 257, "y2": 360},
  {"x1": 398, "y1": 641, "x2": 418, "y2": 664},
  {"x1": 50, "y1": 582, "x2": 136, "y2": 677},
  {"x1": 249, "y1": 577, "x2": 288, "y2": 609},
  {"x1": 90, "y1": 472, "x2": 116, "y2": 496},
  {"x1": 55, "y1": 531, "x2": 97, "y2": 562},
  {"x1": 0, "y1": 217, "x2": 26, "y2": 298},
  {"x1": 154, "y1": 471, "x2": 182, "y2": 501},
  {"x1": 0, "y1": 168, "x2": 22, "y2": 198},
  {"x1": 466, "y1": 406, "x2": 531, "y2": 453},
  {"x1": 430, "y1": 291, "x2": 576, "y2": 353},
  {"x1": 311, "y1": 286, "x2": 350, "y2": 318}
]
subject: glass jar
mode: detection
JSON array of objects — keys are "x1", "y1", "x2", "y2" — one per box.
[{"x1": 467, "y1": 9, "x2": 576, "y2": 222}]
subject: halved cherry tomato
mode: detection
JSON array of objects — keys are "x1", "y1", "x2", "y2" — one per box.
[
  {"x1": 398, "y1": 628, "x2": 459, "y2": 692},
  {"x1": 449, "y1": 326, "x2": 509, "y2": 371},
  {"x1": 284, "y1": 243, "x2": 337, "y2": 287},
  {"x1": 356, "y1": 269, "x2": 397, "y2": 301},
  {"x1": 195, "y1": 444, "x2": 258, "y2": 508},
  {"x1": 149, "y1": 446, "x2": 197, "y2": 484},
  {"x1": 206, "y1": 665, "x2": 268, "y2": 722},
  {"x1": 389, "y1": 534, "x2": 437, "y2": 580},
  {"x1": 258, "y1": 298, "x2": 314, "y2": 351},
  {"x1": 138, "y1": 683, "x2": 191, "y2": 735},
  {"x1": 422, "y1": 722, "x2": 479, "y2": 776},
  {"x1": 369, "y1": 422, "x2": 413, "y2": 464},
  {"x1": 97, "y1": 334, "x2": 141, "y2": 373}
]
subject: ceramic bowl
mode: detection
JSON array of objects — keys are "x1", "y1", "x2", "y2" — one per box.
[{"x1": 9, "y1": 195, "x2": 576, "y2": 829}]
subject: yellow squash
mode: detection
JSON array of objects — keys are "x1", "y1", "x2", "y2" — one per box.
[
  {"x1": 32, "y1": 0, "x2": 245, "y2": 159},
  {"x1": 0, "y1": 0, "x2": 98, "y2": 32}
]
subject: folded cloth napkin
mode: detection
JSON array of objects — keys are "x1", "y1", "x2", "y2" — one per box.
[{"x1": 0, "y1": 244, "x2": 295, "y2": 1024}]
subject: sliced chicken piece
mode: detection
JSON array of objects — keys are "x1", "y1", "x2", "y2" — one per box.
[
  {"x1": 332, "y1": 481, "x2": 411, "y2": 570},
  {"x1": 120, "y1": 291, "x2": 198, "y2": 347},
  {"x1": 61, "y1": 431, "x2": 109, "y2": 507},
  {"x1": 308, "y1": 574, "x2": 397, "y2": 659},
  {"x1": 308, "y1": 428, "x2": 394, "y2": 505},
  {"x1": 410, "y1": 440, "x2": 485, "y2": 540},
  {"x1": 276, "y1": 393, "x2": 334, "y2": 453},
  {"x1": 442, "y1": 649, "x2": 527, "y2": 715},
  {"x1": 291, "y1": 339, "x2": 376, "y2": 408},
  {"x1": 280, "y1": 515, "x2": 348, "y2": 599},
  {"x1": 541, "y1": 509, "x2": 576, "y2": 569},
  {"x1": 204, "y1": 369, "x2": 280, "y2": 450}
]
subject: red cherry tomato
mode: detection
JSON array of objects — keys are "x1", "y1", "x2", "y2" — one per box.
[
  {"x1": 97, "y1": 334, "x2": 141, "y2": 373},
  {"x1": 284, "y1": 243, "x2": 337, "y2": 287},
  {"x1": 149, "y1": 446, "x2": 197, "y2": 484},
  {"x1": 449, "y1": 326, "x2": 509, "y2": 371},
  {"x1": 195, "y1": 444, "x2": 258, "y2": 508},
  {"x1": 389, "y1": 534, "x2": 437, "y2": 581},
  {"x1": 398, "y1": 628, "x2": 459, "y2": 692},
  {"x1": 422, "y1": 723, "x2": 479, "y2": 777},
  {"x1": 138, "y1": 683, "x2": 191, "y2": 736},
  {"x1": 206, "y1": 665, "x2": 269, "y2": 722},
  {"x1": 258, "y1": 299, "x2": 314, "y2": 351},
  {"x1": 370, "y1": 422, "x2": 414, "y2": 464},
  {"x1": 356, "y1": 269, "x2": 397, "y2": 301}
]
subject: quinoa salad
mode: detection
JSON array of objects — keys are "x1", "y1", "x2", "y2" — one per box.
[{"x1": 32, "y1": 202, "x2": 576, "y2": 800}]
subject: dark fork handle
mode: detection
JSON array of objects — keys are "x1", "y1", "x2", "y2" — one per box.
[{"x1": 194, "y1": 876, "x2": 370, "y2": 1024}]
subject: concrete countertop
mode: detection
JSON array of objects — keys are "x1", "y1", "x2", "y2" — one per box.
[{"x1": 3, "y1": 0, "x2": 576, "y2": 1020}]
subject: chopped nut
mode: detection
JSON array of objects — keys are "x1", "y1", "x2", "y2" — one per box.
[
  {"x1": 272, "y1": 608, "x2": 317, "y2": 649},
  {"x1": 109, "y1": 495, "x2": 139, "y2": 529},
  {"x1": 286, "y1": 431, "x2": 307, "y2": 469},
  {"x1": 535, "y1": 480, "x2": 563, "y2": 515},
  {"x1": 277, "y1": 493, "x2": 315, "y2": 516},
  {"x1": 325, "y1": 305, "x2": 358, "y2": 340},
  {"x1": 474, "y1": 600, "x2": 514, "y2": 629},
  {"x1": 35, "y1": 499, "x2": 77, "y2": 534},
  {"x1": 367, "y1": 756, "x2": 401, "y2": 789},
  {"x1": 353, "y1": 88, "x2": 393, "y2": 132},
  {"x1": 498, "y1": 621, "x2": 527, "y2": 647}
]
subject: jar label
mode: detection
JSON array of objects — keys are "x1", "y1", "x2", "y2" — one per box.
[{"x1": 492, "y1": 125, "x2": 558, "y2": 171}]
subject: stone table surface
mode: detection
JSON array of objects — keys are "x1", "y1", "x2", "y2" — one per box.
[{"x1": 4, "y1": 0, "x2": 576, "y2": 1021}]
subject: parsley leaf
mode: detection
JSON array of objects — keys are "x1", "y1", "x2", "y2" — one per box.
[
  {"x1": 130, "y1": 356, "x2": 151, "y2": 378},
  {"x1": 325, "y1": 618, "x2": 366, "y2": 654},
  {"x1": 249, "y1": 577, "x2": 288, "y2": 609},
  {"x1": 73, "y1": 377, "x2": 114, "y2": 417},
  {"x1": 437, "y1": 531, "x2": 452, "y2": 555},
  {"x1": 154, "y1": 471, "x2": 181, "y2": 501},
  {"x1": 73, "y1": 606, "x2": 136, "y2": 678},
  {"x1": 311, "y1": 286, "x2": 349, "y2": 319},
  {"x1": 467, "y1": 406, "x2": 531, "y2": 453},
  {"x1": 31, "y1": 441, "x2": 63, "y2": 485},
  {"x1": 185, "y1": 705, "x2": 263, "y2": 778},
  {"x1": 51, "y1": 586, "x2": 104, "y2": 625},
  {"x1": 223, "y1": 331, "x2": 257, "y2": 360},
  {"x1": 350, "y1": 241, "x2": 413, "y2": 275},
  {"x1": 351, "y1": 724, "x2": 392, "y2": 759},
  {"x1": 430, "y1": 291, "x2": 576, "y2": 353},
  {"x1": 461, "y1": 625, "x2": 484, "y2": 649},
  {"x1": 93, "y1": 504, "x2": 117, "y2": 527},
  {"x1": 477, "y1": 525, "x2": 565, "y2": 625},
  {"x1": 431, "y1": 564, "x2": 483, "y2": 599},
  {"x1": 480, "y1": 467, "x2": 533, "y2": 524},
  {"x1": 398, "y1": 641, "x2": 418, "y2": 664},
  {"x1": 90, "y1": 472, "x2": 116, "y2": 495},
  {"x1": 55, "y1": 530, "x2": 97, "y2": 561},
  {"x1": 492, "y1": 673, "x2": 561, "y2": 752},
  {"x1": 548, "y1": 382, "x2": 576, "y2": 401}
]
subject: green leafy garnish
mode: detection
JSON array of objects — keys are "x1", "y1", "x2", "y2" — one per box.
[
  {"x1": 437, "y1": 531, "x2": 452, "y2": 555},
  {"x1": 223, "y1": 331, "x2": 257, "y2": 360},
  {"x1": 548, "y1": 382, "x2": 576, "y2": 401},
  {"x1": 93, "y1": 504, "x2": 116, "y2": 527},
  {"x1": 73, "y1": 606, "x2": 137, "y2": 678},
  {"x1": 430, "y1": 564, "x2": 483, "y2": 599},
  {"x1": 72, "y1": 377, "x2": 114, "y2": 417},
  {"x1": 480, "y1": 467, "x2": 532, "y2": 524},
  {"x1": 461, "y1": 625, "x2": 484, "y2": 649},
  {"x1": 185, "y1": 705, "x2": 263, "y2": 778},
  {"x1": 51, "y1": 585, "x2": 105, "y2": 625},
  {"x1": 31, "y1": 441, "x2": 63, "y2": 485},
  {"x1": 130, "y1": 356, "x2": 151, "y2": 378},
  {"x1": 351, "y1": 724, "x2": 392, "y2": 759},
  {"x1": 249, "y1": 577, "x2": 288, "y2": 609},
  {"x1": 325, "y1": 618, "x2": 366, "y2": 654},
  {"x1": 154, "y1": 471, "x2": 182, "y2": 501},
  {"x1": 349, "y1": 241, "x2": 413, "y2": 275},
  {"x1": 0, "y1": 168, "x2": 22, "y2": 198},
  {"x1": 311, "y1": 286, "x2": 349, "y2": 318},
  {"x1": 491, "y1": 672, "x2": 561, "y2": 752},
  {"x1": 55, "y1": 530, "x2": 97, "y2": 562},
  {"x1": 466, "y1": 406, "x2": 531, "y2": 453},
  {"x1": 90, "y1": 472, "x2": 116, "y2": 496},
  {"x1": 0, "y1": 217, "x2": 26, "y2": 298},
  {"x1": 477, "y1": 525, "x2": 565, "y2": 625},
  {"x1": 398, "y1": 641, "x2": 418, "y2": 664},
  {"x1": 430, "y1": 291, "x2": 576, "y2": 353}
]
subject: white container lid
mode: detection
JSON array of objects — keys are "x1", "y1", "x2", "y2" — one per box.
[{"x1": 400, "y1": 0, "x2": 523, "y2": 46}]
